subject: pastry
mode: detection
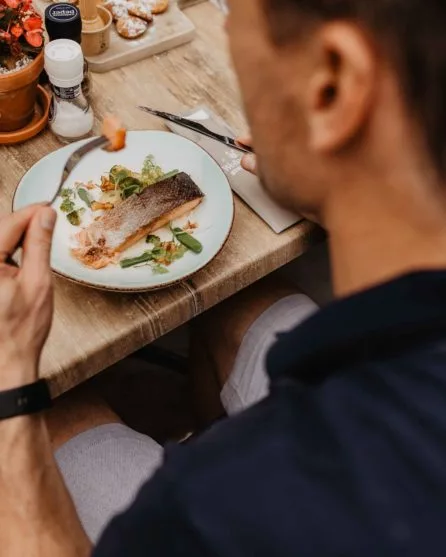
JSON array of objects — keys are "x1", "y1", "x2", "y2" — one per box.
[
  {"x1": 148, "y1": 0, "x2": 169, "y2": 15},
  {"x1": 116, "y1": 15, "x2": 148, "y2": 38},
  {"x1": 127, "y1": 1, "x2": 153, "y2": 23},
  {"x1": 103, "y1": 0, "x2": 128, "y2": 21},
  {"x1": 102, "y1": 0, "x2": 166, "y2": 40}
]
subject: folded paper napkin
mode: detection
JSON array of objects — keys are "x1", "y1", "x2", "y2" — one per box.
[
  {"x1": 209, "y1": 0, "x2": 228, "y2": 12},
  {"x1": 165, "y1": 106, "x2": 302, "y2": 234}
]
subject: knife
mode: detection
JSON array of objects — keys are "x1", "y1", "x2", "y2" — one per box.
[{"x1": 138, "y1": 106, "x2": 254, "y2": 155}]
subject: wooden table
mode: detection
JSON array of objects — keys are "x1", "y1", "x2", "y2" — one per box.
[{"x1": 0, "y1": 2, "x2": 322, "y2": 397}]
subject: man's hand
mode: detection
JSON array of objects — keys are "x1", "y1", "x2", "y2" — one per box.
[
  {"x1": 237, "y1": 136, "x2": 257, "y2": 175},
  {"x1": 0, "y1": 205, "x2": 91, "y2": 557},
  {"x1": 0, "y1": 206, "x2": 56, "y2": 390}
]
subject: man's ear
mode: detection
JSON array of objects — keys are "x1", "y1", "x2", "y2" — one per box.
[{"x1": 306, "y1": 22, "x2": 376, "y2": 153}]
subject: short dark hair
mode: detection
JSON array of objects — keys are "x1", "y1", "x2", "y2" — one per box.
[{"x1": 263, "y1": 0, "x2": 446, "y2": 177}]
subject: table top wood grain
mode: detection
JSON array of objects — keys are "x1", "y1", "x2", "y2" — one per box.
[{"x1": 0, "y1": 2, "x2": 322, "y2": 396}]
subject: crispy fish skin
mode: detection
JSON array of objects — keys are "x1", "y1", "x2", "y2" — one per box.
[{"x1": 73, "y1": 173, "x2": 205, "y2": 267}]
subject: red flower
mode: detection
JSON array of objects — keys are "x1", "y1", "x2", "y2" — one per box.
[
  {"x1": 0, "y1": 1, "x2": 44, "y2": 58},
  {"x1": 23, "y1": 16, "x2": 42, "y2": 32},
  {"x1": 25, "y1": 29, "x2": 42, "y2": 48},
  {"x1": 4, "y1": 0, "x2": 20, "y2": 8},
  {"x1": 10, "y1": 24, "x2": 23, "y2": 38}
]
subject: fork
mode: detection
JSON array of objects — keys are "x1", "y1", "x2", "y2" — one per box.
[
  {"x1": 48, "y1": 135, "x2": 111, "y2": 206},
  {"x1": 6, "y1": 135, "x2": 111, "y2": 267}
]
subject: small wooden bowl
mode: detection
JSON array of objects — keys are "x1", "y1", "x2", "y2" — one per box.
[{"x1": 81, "y1": 5, "x2": 112, "y2": 57}]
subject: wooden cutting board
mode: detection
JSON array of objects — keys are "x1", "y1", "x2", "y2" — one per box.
[{"x1": 37, "y1": 0, "x2": 196, "y2": 73}]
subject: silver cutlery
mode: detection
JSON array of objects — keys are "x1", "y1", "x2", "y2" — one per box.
[
  {"x1": 7, "y1": 135, "x2": 111, "y2": 267},
  {"x1": 48, "y1": 135, "x2": 111, "y2": 206},
  {"x1": 138, "y1": 106, "x2": 253, "y2": 155}
]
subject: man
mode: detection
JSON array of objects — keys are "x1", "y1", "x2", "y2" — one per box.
[{"x1": 2, "y1": 0, "x2": 446, "y2": 554}]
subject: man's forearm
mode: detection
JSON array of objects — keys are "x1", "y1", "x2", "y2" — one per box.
[{"x1": 0, "y1": 413, "x2": 92, "y2": 556}]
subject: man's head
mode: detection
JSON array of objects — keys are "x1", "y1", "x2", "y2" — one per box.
[{"x1": 226, "y1": 0, "x2": 446, "y2": 223}]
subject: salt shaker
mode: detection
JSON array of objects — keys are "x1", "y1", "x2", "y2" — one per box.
[
  {"x1": 45, "y1": 4, "x2": 92, "y2": 99},
  {"x1": 45, "y1": 39, "x2": 94, "y2": 143}
]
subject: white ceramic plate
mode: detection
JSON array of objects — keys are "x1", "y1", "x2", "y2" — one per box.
[{"x1": 13, "y1": 131, "x2": 234, "y2": 292}]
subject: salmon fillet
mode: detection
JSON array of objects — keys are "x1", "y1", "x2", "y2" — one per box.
[{"x1": 72, "y1": 172, "x2": 205, "y2": 268}]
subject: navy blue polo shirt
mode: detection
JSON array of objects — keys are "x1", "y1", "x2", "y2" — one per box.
[{"x1": 95, "y1": 271, "x2": 446, "y2": 556}]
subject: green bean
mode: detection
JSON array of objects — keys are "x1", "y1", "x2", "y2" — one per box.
[
  {"x1": 171, "y1": 227, "x2": 203, "y2": 254},
  {"x1": 120, "y1": 252, "x2": 153, "y2": 269}
]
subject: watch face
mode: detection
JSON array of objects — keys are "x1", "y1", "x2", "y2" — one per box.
[{"x1": 0, "y1": 379, "x2": 52, "y2": 421}]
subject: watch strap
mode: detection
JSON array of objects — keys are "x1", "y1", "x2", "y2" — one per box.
[{"x1": 0, "y1": 380, "x2": 52, "y2": 421}]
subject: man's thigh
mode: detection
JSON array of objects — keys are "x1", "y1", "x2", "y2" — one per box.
[
  {"x1": 191, "y1": 276, "x2": 318, "y2": 420},
  {"x1": 55, "y1": 423, "x2": 162, "y2": 543},
  {"x1": 221, "y1": 292, "x2": 318, "y2": 414},
  {"x1": 52, "y1": 280, "x2": 318, "y2": 542}
]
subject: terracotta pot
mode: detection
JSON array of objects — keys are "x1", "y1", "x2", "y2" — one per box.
[{"x1": 0, "y1": 50, "x2": 44, "y2": 133}]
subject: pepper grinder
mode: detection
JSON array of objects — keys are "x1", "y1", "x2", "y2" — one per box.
[
  {"x1": 78, "y1": 0, "x2": 112, "y2": 57},
  {"x1": 78, "y1": 0, "x2": 104, "y2": 32}
]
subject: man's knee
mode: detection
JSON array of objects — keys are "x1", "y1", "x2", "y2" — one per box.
[
  {"x1": 46, "y1": 385, "x2": 121, "y2": 451},
  {"x1": 192, "y1": 276, "x2": 301, "y2": 386}
]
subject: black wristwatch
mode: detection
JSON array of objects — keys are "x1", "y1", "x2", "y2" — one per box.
[{"x1": 0, "y1": 380, "x2": 52, "y2": 420}]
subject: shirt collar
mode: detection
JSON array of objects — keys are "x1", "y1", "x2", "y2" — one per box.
[{"x1": 267, "y1": 270, "x2": 446, "y2": 384}]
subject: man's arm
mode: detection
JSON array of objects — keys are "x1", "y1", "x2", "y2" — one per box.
[
  {"x1": 0, "y1": 207, "x2": 91, "y2": 556},
  {"x1": 0, "y1": 415, "x2": 91, "y2": 556}
]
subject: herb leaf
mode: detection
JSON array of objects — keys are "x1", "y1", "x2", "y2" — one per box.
[
  {"x1": 60, "y1": 187, "x2": 73, "y2": 199},
  {"x1": 60, "y1": 198, "x2": 75, "y2": 213},
  {"x1": 141, "y1": 155, "x2": 164, "y2": 185},
  {"x1": 60, "y1": 187, "x2": 76, "y2": 213},
  {"x1": 153, "y1": 169, "x2": 179, "y2": 184},
  {"x1": 66, "y1": 209, "x2": 85, "y2": 226},
  {"x1": 167, "y1": 243, "x2": 188, "y2": 263},
  {"x1": 109, "y1": 165, "x2": 131, "y2": 185},
  {"x1": 120, "y1": 177, "x2": 143, "y2": 199},
  {"x1": 152, "y1": 264, "x2": 169, "y2": 275},
  {"x1": 77, "y1": 187, "x2": 92, "y2": 208},
  {"x1": 146, "y1": 235, "x2": 161, "y2": 247}
]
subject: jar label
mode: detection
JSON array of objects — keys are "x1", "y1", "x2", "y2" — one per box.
[
  {"x1": 53, "y1": 84, "x2": 81, "y2": 101},
  {"x1": 48, "y1": 5, "x2": 78, "y2": 21}
]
